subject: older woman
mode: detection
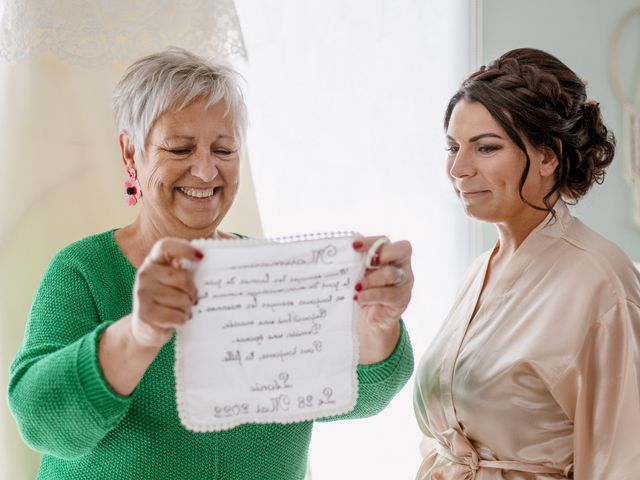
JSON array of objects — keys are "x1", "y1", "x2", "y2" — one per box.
[
  {"x1": 8, "y1": 47, "x2": 414, "y2": 479},
  {"x1": 414, "y1": 48, "x2": 640, "y2": 479}
]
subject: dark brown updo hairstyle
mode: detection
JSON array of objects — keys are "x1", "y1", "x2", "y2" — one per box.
[{"x1": 444, "y1": 48, "x2": 616, "y2": 212}]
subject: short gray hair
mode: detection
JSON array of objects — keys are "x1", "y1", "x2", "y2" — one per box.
[{"x1": 113, "y1": 47, "x2": 248, "y2": 154}]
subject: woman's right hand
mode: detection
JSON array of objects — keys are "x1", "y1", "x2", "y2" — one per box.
[{"x1": 130, "y1": 238, "x2": 204, "y2": 348}]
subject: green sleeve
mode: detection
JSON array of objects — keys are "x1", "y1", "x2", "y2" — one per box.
[
  {"x1": 7, "y1": 255, "x2": 132, "y2": 459},
  {"x1": 320, "y1": 320, "x2": 413, "y2": 421}
]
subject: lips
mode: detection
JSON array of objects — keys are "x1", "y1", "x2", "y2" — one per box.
[
  {"x1": 458, "y1": 189, "x2": 490, "y2": 200},
  {"x1": 177, "y1": 186, "x2": 220, "y2": 199}
]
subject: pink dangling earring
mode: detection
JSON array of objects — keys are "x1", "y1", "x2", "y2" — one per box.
[{"x1": 124, "y1": 168, "x2": 142, "y2": 206}]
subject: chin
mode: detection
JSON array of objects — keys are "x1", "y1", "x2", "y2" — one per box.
[
  {"x1": 461, "y1": 204, "x2": 498, "y2": 223},
  {"x1": 183, "y1": 219, "x2": 221, "y2": 233},
  {"x1": 189, "y1": 207, "x2": 233, "y2": 228}
]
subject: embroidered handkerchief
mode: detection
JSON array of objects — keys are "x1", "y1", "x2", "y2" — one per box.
[{"x1": 175, "y1": 233, "x2": 364, "y2": 432}]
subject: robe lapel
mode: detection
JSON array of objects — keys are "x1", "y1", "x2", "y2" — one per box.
[
  {"x1": 438, "y1": 200, "x2": 573, "y2": 431},
  {"x1": 438, "y1": 250, "x2": 492, "y2": 429}
]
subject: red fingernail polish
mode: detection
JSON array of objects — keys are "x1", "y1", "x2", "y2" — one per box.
[
  {"x1": 352, "y1": 240, "x2": 363, "y2": 250},
  {"x1": 195, "y1": 298, "x2": 199, "y2": 305},
  {"x1": 353, "y1": 294, "x2": 358, "y2": 301},
  {"x1": 195, "y1": 250, "x2": 204, "y2": 260},
  {"x1": 372, "y1": 254, "x2": 380, "y2": 266},
  {"x1": 355, "y1": 283, "x2": 362, "y2": 292}
]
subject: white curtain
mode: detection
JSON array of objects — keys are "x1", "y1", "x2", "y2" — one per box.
[
  {"x1": 0, "y1": 2, "x2": 261, "y2": 479},
  {"x1": 235, "y1": 0, "x2": 481, "y2": 478}
]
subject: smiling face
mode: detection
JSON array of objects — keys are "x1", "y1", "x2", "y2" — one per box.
[
  {"x1": 124, "y1": 98, "x2": 240, "y2": 238},
  {"x1": 445, "y1": 100, "x2": 558, "y2": 225}
]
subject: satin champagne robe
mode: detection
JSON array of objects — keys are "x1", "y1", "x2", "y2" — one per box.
[{"x1": 414, "y1": 201, "x2": 640, "y2": 480}]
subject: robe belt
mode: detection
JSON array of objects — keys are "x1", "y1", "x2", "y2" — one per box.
[{"x1": 436, "y1": 442, "x2": 573, "y2": 479}]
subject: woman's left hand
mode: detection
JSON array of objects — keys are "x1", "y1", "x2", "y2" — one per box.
[{"x1": 353, "y1": 236, "x2": 413, "y2": 364}]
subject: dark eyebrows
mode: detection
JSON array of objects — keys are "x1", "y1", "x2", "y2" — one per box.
[
  {"x1": 469, "y1": 133, "x2": 503, "y2": 142},
  {"x1": 446, "y1": 133, "x2": 504, "y2": 143}
]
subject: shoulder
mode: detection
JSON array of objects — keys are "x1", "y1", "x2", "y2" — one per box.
[
  {"x1": 32, "y1": 232, "x2": 119, "y2": 314},
  {"x1": 46, "y1": 230, "x2": 123, "y2": 280},
  {"x1": 34, "y1": 230, "x2": 134, "y2": 317},
  {"x1": 55, "y1": 229, "x2": 117, "y2": 261},
  {"x1": 558, "y1": 218, "x2": 640, "y2": 307}
]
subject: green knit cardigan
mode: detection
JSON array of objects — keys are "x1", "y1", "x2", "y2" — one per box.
[{"x1": 8, "y1": 230, "x2": 414, "y2": 480}]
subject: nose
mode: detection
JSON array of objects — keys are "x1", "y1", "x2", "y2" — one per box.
[
  {"x1": 448, "y1": 147, "x2": 475, "y2": 180},
  {"x1": 190, "y1": 148, "x2": 219, "y2": 182}
]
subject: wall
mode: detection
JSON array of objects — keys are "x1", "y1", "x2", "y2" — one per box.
[{"x1": 480, "y1": 0, "x2": 640, "y2": 260}]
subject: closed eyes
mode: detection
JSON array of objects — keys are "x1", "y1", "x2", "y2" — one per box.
[{"x1": 162, "y1": 146, "x2": 237, "y2": 158}]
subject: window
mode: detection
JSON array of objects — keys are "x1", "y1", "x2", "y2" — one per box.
[{"x1": 235, "y1": 1, "x2": 481, "y2": 477}]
